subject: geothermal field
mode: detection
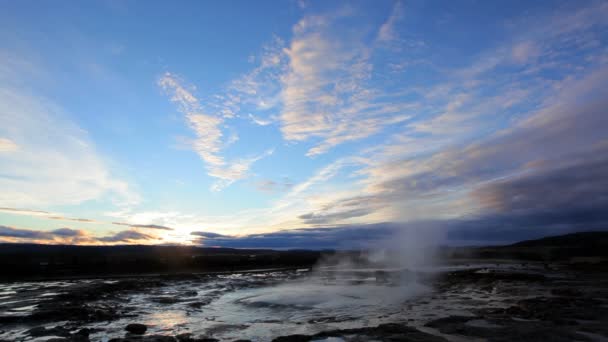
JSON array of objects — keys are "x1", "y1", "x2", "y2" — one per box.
[{"x1": 1, "y1": 233, "x2": 608, "y2": 342}]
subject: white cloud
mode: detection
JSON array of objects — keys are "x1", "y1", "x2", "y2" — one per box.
[
  {"x1": 279, "y1": 11, "x2": 416, "y2": 156},
  {"x1": 248, "y1": 113, "x2": 274, "y2": 126},
  {"x1": 0, "y1": 137, "x2": 18, "y2": 152},
  {"x1": 377, "y1": 1, "x2": 404, "y2": 42},
  {"x1": 224, "y1": 36, "x2": 287, "y2": 114},
  {"x1": 159, "y1": 73, "x2": 272, "y2": 190},
  {"x1": 159, "y1": 73, "x2": 225, "y2": 167},
  {"x1": 0, "y1": 85, "x2": 139, "y2": 208},
  {"x1": 209, "y1": 149, "x2": 274, "y2": 191}
]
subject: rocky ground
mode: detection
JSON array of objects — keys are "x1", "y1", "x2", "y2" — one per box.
[{"x1": 1, "y1": 263, "x2": 607, "y2": 342}]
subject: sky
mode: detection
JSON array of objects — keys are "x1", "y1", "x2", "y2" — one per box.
[{"x1": 1, "y1": 0, "x2": 607, "y2": 248}]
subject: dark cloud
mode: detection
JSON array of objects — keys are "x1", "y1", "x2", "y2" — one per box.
[
  {"x1": 0, "y1": 226, "x2": 156, "y2": 245},
  {"x1": 418, "y1": 71, "x2": 604, "y2": 190},
  {"x1": 97, "y1": 230, "x2": 154, "y2": 243},
  {"x1": 300, "y1": 68, "x2": 608, "y2": 234},
  {"x1": 0, "y1": 225, "x2": 92, "y2": 244},
  {"x1": 299, "y1": 207, "x2": 375, "y2": 224},
  {"x1": 112, "y1": 222, "x2": 173, "y2": 231},
  {"x1": 191, "y1": 231, "x2": 228, "y2": 238},
  {"x1": 196, "y1": 211, "x2": 608, "y2": 249},
  {"x1": 445, "y1": 152, "x2": 608, "y2": 244},
  {"x1": 194, "y1": 224, "x2": 401, "y2": 249},
  {"x1": 474, "y1": 153, "x2": 608, "y2": 216},
  {"x1": 50, "y1": 228, "x2": 86, "y2": 237},
  {"x1": 0, "y1": 225, "x2": 51, "y2": 239},
  {"x1": 196, "y1": 150, "x2": 608, "y2": 249}
]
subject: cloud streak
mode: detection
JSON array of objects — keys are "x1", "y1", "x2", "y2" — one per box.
[
  {"x1": 277, "y1": 10, "x2": 414, "y2": 156},
  {"x1": 112, "y1": 222, "x2": 174, "y2": 231},
  {"x1": 159, "y1": 73, "x2": 273, "y2": 191}
]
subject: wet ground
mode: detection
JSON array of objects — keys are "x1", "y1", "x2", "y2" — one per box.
[{"x1": 1, "y1": 261, "x2": 607, "y2": 341}]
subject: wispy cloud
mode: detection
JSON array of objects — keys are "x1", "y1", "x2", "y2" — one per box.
[
  {"x1": 0, "y1": 137, "x2": 18, "y2": 152},
  {"x1": 247, "y1": 113, "x2": 274, "y2": 126},
  {"x1": 159, "y1": 73, "x2": 225, "y2": 167},
  {"x1": 0, "y1": 206, "x2": 101, "y2": 225},
  {"x1": 159, "y1": 73, "x2": 273, "y2": 191},
  {"x1": 0, "y1": 207, "x2": 53, "y2": 217},
  {"x1": 255, "y1": 177, "x2": 294, "y2": 194},
  {"x1": 0, "y1": 74, "x2": 139, "y2": 208},
  {"x1": 377, "y1": 1, "x2": 404, "y2": 43},
  {"x1": 112, "y1": 222, "x2": 174, "y2": 231}
]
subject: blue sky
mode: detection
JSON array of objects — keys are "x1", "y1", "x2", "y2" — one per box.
[{"x1": 1, "y1": 0, "x2": 607, "y2": 247}]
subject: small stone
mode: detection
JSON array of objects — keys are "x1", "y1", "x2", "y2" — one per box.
[{"x1": 125, "y1": 323, "x2": 147, "y2": 335}]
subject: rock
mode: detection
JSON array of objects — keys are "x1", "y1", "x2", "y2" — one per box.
[
  {"x1": 27, "y1": 326, "x2": 49, "y2": 337},
  {"x1": 173, "y1": 333, "x2": 219, "y2": 342},
  {"x1": 551, "y1": 288, "x2": 583, "y2": 297},
  {"x1": 26, "y1": 325, "x2": 92, "y2": 341},
  {"x1": 425, "y1": 316, "x2": 475, "y2": 328},
  {"x1": 151, "y1": 296, "x2": 181, "y2": 304},
  {"x1": 273, "y1": 323, "x2": 447, "y2": 342},
  {"x1": 272, "y1": 335, "x2": 310, "y2": 342},
  {"x1": 143, "y1": 336, "x2": 177, "y2": 342},
  {"x1": 27, "y1": 326, "x2": 71, "y2": 338},
  {"x1": 125, "y1": 323, "x2": 147, "y2": 335},
  {"x1": 111, "y1": 335, "x2": 177, "y2": 342},
  {"x1": 75, "y1": 328, "x2": 91, "y2": 337},
  {"x1": 176, "y1": 333, "x2": 193, "y2": 341},
  {"x1": 425, "y1": 316, "x2": 496, "y2": 337}
]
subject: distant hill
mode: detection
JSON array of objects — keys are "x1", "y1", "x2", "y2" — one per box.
[
  {"x1": 467, "y1": 231, "x2": 608, "y2": 262},
  {"x1": 509, "y1": 231, "x2": 608, "y2": 248}
]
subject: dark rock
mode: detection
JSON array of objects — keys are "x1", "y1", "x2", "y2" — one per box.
[
  {"x1": 176, "y1": 333, "x2": 193, "y2": 341},
  {"x1": 143, "y1": 336, "x2": 177, "y2": 342},
  {"x1": 175, "y1": 333, "x2": 219, "y2": 342},
  {"x1": 425, "y1": 316, "x2": 475, "y2": 328},
  {"x1": 272, "y1": 335, "x2": 310, "y2": 342},
  {"x1": 425, "y1": 316, "x2": 497, "y2": 337},
  {"x1": 27, "y1": 327, "x2": 50, "y2": 337},
  {"x1": 75, "y1": 328, "x2": 91, "y2": 337},
  {"x1": 551, "y1": 288, "x2": 583, "y2": 297},
  {"x1": 111, "y1": 335, "x2": 176, "y2": 342},
  {"x1": 187, "y1": 299, "x2": 212, "y2": 309},
  {"x1": 273, "y1": 323, "x2": 447, "y2": 342},
  {"x1": 27, "y1": 326, "x2": 71, "y2": 338},
  {"x1": 125, "y1": 323, "x2": 147, "y2": 335},
  {"x1": 151, "y1": 296, "x2": 181, "y2": 304}
]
